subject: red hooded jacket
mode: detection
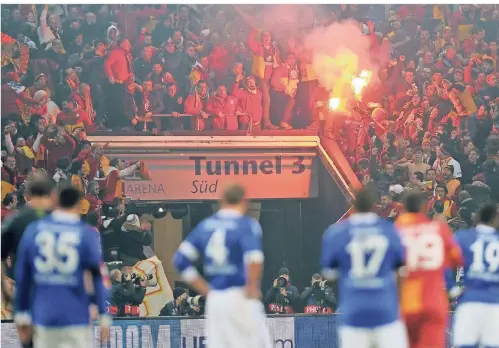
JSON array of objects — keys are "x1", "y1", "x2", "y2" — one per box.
[{"x1": 206, "y1": 94, "x2": 241, "y2": 130}]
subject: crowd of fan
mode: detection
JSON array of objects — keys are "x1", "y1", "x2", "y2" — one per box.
[
  {"x1": 1, "y1": 4, "x2": 499, "y2": 232},
  {"x1": 320, "y1": 5, "x2": 499, "y2": 229}
]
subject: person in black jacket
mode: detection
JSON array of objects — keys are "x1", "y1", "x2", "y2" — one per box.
[
  {"x1": 300, "y1": 273, "x2": 337, "y2": 314},
  {"x1": 109, "y1": 268, "x2": 147, "y2": 317},
  {"x1": 162, "y1": 82, "x2": 186, "y2": 130},
  {"x1": 462, "y1": 148, "x2": 482, "y2": 184},
  {"x1": 264, "y1": 267, "x2": 300, "y2": 314},
  {"x1": 472, "y1": 104, "x2": 493, "y2": 152},
  {"x1": 134, "y1": 79, "x2": 164, "y2": 130},
  {"x1": 118, "y1": 214, "x2": 152, "y2": 266},
  {"x1": 101, "y1": 206, "x2": 126, "y2": 262},
  {"x1": 133, "y1": 47, "x2": 154, "y2": 84},
  {"x1": 159, "y1": 287, "x2": 190, "y2": 316}
]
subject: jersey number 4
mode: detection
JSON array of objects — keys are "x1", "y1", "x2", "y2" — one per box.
[
  {"x1": 470, "y1": 240, "x2": 499, "y2": 273},
  {"x1": 206, "y1": 229, "x2": 229, "y2": 266},
  {"x1": 347, "y1": 235, "x2": 389, "y2": 278},
  {"x1": 35, "y1": 231, "x2": 80, "y2": 274}
]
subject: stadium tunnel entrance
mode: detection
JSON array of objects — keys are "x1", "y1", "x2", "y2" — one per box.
[{"x1": 88, "y1": 135, "x2": 360, "y2": 290}]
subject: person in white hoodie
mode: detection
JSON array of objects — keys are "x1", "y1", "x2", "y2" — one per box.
[
  {"x1": 106, "y1": 24, "x2": 120, "y2": 50},
  {"x1": 31, "y1": 90, "x2": 60, "y2": 124}
]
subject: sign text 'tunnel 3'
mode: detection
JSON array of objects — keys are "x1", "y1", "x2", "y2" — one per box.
[{"x1": 121, "y1": 154, "x2": 318, "y2": 201}]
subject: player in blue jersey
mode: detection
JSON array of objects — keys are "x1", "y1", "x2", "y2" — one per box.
[
  {"x1": 452, "y1": 204, "x2": 499, "y2": 348},
  {"x1": 14, "y1": 186, "x2": 111, "y2": 348},
  {"x1": 321, "y1": 188, "x2": 408, "y2": 348},
  {"x1": 173, "y1": 184, "x2": 271, "y2": 348}
]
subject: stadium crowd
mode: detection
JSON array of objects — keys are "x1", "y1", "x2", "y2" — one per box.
[
  {"x1": 327, "y1": 5, "x2": 499, "y2": 229},
  {"x1": 2, "y1": 4, "x2": 499, "y2": 317}
]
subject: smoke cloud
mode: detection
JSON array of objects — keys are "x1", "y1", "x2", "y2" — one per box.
[
  {"x1": 304, "y1": 19, "x2": 389, "y2": 107},
  {"x1": 238, "y1": 5, "x2": 391, "y2": 109},
  {"x1": 259, "y1": 5, "x2": 316, "y2": 42}
]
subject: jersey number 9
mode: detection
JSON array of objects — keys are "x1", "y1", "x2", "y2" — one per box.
[{"x1": 403, "y1": 232, "x2": 444, "y2": 271}]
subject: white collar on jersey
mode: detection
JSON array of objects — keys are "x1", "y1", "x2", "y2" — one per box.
[
  {"x1": 52, "y1": 210, "x2": 81, "y2": 222},
  {"x1": 476, "y1": 224, "x2": 496, "y2": 234},
  {"x1": 349, "y1": 212, "x2": 378, "y2": 224},
  {"x1": 217, "y1": 208, "x2": 243, "y2": 217}
]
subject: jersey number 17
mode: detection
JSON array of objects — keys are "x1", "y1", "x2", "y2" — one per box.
[{"x1": 347, "y1": 235, "x2": 389, "y2": 278}]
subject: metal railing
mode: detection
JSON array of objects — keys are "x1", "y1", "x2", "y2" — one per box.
[{"x1": 141, "y1": 112, "x2": 255, "y2": 135}]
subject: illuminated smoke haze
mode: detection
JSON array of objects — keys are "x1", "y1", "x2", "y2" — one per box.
[{"x1": 304, "y1": 19, "x2": 389, "y2": 105}]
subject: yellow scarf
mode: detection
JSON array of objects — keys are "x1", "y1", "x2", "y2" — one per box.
[{"x1": 20, "y1": 146, "x2": 35, "y2": 159}]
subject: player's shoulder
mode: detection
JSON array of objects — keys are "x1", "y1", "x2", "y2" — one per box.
[
  {"x1": 24, "y1": 215, "x2": 48, "y2": 233},
  {"x1": 238, "y1": 215, "x2": 262, "y2": 235},
  {"x1": 18, "y1": 218, "x2": 45, "y2": 247},
  {"x1": 324, "y1": 220, "x2": 350, "y2": 241},
  {"x1": 454, "y1": 228, "x2": 475, "y2": 241}
]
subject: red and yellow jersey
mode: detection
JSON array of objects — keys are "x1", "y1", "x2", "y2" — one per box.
[{"x1": 395, "y1": 213, "x2": 463, "y2": 316}]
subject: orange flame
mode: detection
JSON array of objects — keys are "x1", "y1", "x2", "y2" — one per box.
[
  {"x1": 329, "y1": 98, "x2": 340, "y2": 111},
  {"x1": 351, "y1": 69, "x2": 372, "y2": 100}
]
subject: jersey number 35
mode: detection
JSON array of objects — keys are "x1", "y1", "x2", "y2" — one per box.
[{"x1": 35, "y1": 231, "x2": 80, "y2": 274}]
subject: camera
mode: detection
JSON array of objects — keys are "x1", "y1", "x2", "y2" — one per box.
[
  {"x1": 277, "y1": 276, "x2": 288, "y2": 288},
  {"x1": 186, "y1": 295, "x2": 206, "y2": 307},
  {"x1": 322, "y1": 280, "x2": 333, "y2": 288},
  {"x1": 131, "y1": 273, "x2": 154, "y2": 285},
  {"x1": 313, "y1": 280, "x2": 333, "y2": 290}
]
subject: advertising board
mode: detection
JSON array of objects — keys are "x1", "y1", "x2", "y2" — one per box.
[{"x1": 1, "y1": 315, "x2": 454, "y2": 348}]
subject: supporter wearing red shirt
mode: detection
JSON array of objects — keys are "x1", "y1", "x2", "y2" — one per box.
[
  {"x1": 104, "y1": 38, "x2": 134, "y2": 83},
  {"x1": 70, "y1": 83, "x2": 96, "y2": 122},
  {"x1": 428, "y1": 184, "x2": 458, "y2": 219},
  {"x1": 396, "y1": 192, "x2": 463, "y2": 348},
  {"x1": 375, "y1": 193, "x2": 402, "y2": 220},
  {"x1": 206, "y1": 85, "x2": 243, "y2": 131},
  {"x1": 1, "y1": 193, "x2": 18, "y2": 222},
  {"x1": 462, "y1": 28, "x2": 488, "y2": 56},
  {"x1": 184, "y1": 80, "x2": 210, "y2": 131},
  {"x1": 56, "y1": 100, "x2": 93, "y2": 130},
  {"x1": 208, "y1": 33, "x2": 232, "y2": 86},
  {"x1": 81, "y1": 180, "x2": 102, "y2": 225},
  {"x1": 393, "y1": 66, "x2": 416, "y2": 109},
  {"x1": 1, "y1": 70, "x2": 37, "y2": 118},
  {"x1": 40, "y1": 125, "x2": 76, "y2": 175},
  {"x1": 1, "y1": 155, "x2": 22, "y2": 188},
  {"x1": 102, "y1": 158, "x2": 140, "y2": 207},
  {"x1": 232, "y1": 76, "x2": 263, "y2": 129},
  {"x1": 74, "y1": 143, "x2": 109, "y2": 181}
]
